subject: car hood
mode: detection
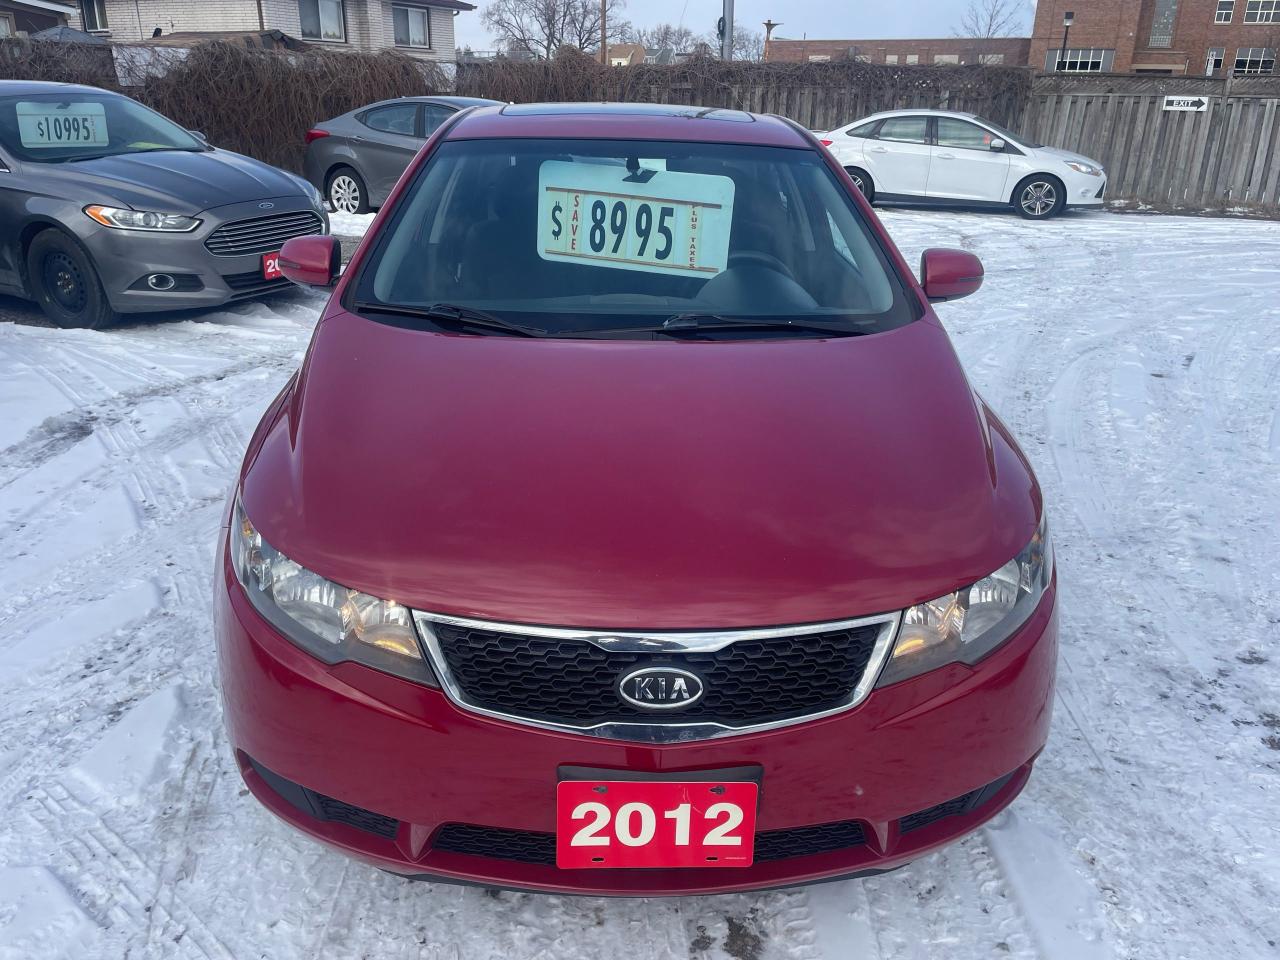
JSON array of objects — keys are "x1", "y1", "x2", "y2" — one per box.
[
  {"x1": 1033, "y1": 144, "x2": 1104, "y2": 169},
  {"x1": 48, "y1": 147, "x2": 307, "y2": 214},
  {"x1": 241, "y1": 310, "x2": 1041, "y2": 629}
]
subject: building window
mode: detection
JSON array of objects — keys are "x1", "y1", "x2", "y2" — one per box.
[
  {"x1": 1149, "y1": 0, "x2": 1180, "y2": 47},
  {"x1": 1216, "y1": 0, "x2": 1235, "y2": 21},
  {"x1": 1046, "y1": 48, "x2": 1114, "y2": 71},
  {"x1": 934, "y1": 53, "x2": 959, "y2": 63},
  {"x1": 1234, "y1": 46, "x2": 1276, "y2": 72},
  {"x1": 392, "y1": 5, "x2": 430, "y2": 47},
  {"x1": 299, "y1": 0, "x2": 344, "y2": 41},
  {"x1": 0, "y1": 12, "x2": 14, "y2": 36},
  {"x1": 884, "y1": 53, "x2": 898, "y2": 64},
  {"x1": 978, "y1": 52, "x2": 1005, "y2": 64},
  {"x1": 1244, "y1": 0, "x2": 1279, "y2": 21},
  {"x1": 1206, "y1": 47, "x2": 1225, "y2": 73},
  {"x1": 905, "y1": 53, "x2": 918, "y2": 63},
  {"x1": 807, "y1": 54, "x2": 831, "y2": 62},
  {"x1": 80, "y1": 0, "x2": 107, "y2": 30}
]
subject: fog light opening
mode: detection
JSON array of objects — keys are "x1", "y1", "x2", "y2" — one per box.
[{"x1": 147, "y1": 273, "x2": 177, "y2": 291}]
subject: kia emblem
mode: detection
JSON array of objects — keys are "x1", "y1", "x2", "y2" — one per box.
[{"x1": 617, "y1": 667, "x2": 704, "y2": 711}]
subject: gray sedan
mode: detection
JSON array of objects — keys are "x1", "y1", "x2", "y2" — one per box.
[
  {"x1": 303, "y1": 96, "x2": 501, "y2": 214},
  {"x1": 0, "y1": 81, "x2": 328, "y2": 329}
]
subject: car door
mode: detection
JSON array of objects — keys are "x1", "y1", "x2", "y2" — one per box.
[
  {"x1": 356, "y1": 102, "x2": 424, "y2": 206},
  {"x1": 927, "y1": 118, "x2": 1012, "y2": 203},
  {"x1": 0, "y1": 147, "x2": 26, "y2": 292},
  {"x1": 862, "y1": 116, "x2": 932, "y2": 197}
]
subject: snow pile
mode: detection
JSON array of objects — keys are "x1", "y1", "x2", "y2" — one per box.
[{"x1": 0, "y1": 210, "x2": 1277, "y2": 959}]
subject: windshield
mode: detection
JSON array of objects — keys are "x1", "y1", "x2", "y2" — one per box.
[
  {"x1": 353, "y1": 138, "x2": 917, "y2": 338},
  {"x1": 973, "y1": 117, "x2": 1042, "y2": 150},
  {"x1": 0, "y1": 92, "x2": 206, "y2": 163}
]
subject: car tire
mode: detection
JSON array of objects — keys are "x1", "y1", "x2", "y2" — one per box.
[
  {"x1": 327, "y1": 167, "x2": 370, "y2": 215},
  {"x1": 844, "y1": 167, "x2": 876, "y2": 204},
  {"x1": 26, "y1": 230, "x2": 117, "y2": 330},
  {"x1": 1013, "y1": 175, "x2": 1065, "y2": 220}
]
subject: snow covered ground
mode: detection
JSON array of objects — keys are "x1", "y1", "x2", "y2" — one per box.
[{"x1": 1, "y1": 209, "x2": 1277, "y2": 960}]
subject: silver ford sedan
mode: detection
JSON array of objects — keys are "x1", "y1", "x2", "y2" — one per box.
[{"x1": 0, "y1": 80, "x2": 328, "y2": 329}]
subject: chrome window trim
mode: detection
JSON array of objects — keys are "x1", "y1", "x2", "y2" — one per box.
[{"x1": 411, "y1": 610, "x2": 903, "y2": 744}]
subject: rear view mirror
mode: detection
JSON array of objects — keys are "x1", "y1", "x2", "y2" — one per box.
[
  {"x1": 989, "y1": 138, "x2": 1006, "y2": 151},
  {"x1": 279, "y1": 235, "x2": 340, "y2": 287},
  {"x1": 920, "y1": 248, "x2": 984, "y2": 303}
]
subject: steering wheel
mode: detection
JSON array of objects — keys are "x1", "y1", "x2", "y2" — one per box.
[{"x1": 727, "y1": 250, "x2": 797, "y2": 283}]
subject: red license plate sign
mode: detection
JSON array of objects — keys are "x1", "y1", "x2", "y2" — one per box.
[
  {"x1": 262, "y1": 252, "x2": 282, "y2": 280},
  {"x1": 556, "y1": 780, "x2": 758, "y2": 869}
]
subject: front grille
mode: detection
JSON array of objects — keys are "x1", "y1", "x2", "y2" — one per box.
[
  {"x1": 205, "y1": 210, "x2": 323, "y2": 256},
  {"x1": 223, "y1": 269, "x2": 292, "y2": 293},
  {"x1": 428, "y1": 621, "x2": 884, "y2": 729},
  {"x1": 432, "y1": 820, "x2": 867, "y2": 867}
]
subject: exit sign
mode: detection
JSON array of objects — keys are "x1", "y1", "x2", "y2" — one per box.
[{"x1": 1163, "y1": 96, "x2": 1208, "y2": 112}]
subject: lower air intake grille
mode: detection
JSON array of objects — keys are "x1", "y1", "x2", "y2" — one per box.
[
  {"x1": 431, "y1": 820, "x2": 868, "y2": 867},
  {"x1": 311, "y1": 793, "x2": 399, "y2": 839}
]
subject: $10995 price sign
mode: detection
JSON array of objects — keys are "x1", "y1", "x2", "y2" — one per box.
[
  {"x1": 17, "y1": 101, "x2": 109, "y2": 150},
  {"x1": 537, "y1": 160, "x2": 735, "y2": 280},
  {"x1": 556, "y1": 780, "x2": 758, "y2": 869}
]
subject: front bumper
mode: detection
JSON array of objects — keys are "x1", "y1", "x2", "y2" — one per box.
[
  {"x1": 1065, "y1": 173, "x2": 1107, "y2": 208},
  {"x1": 214, "y1": 535, "x2": 1058, "y2": 896},
  {"x1": 83, "y1": 196, "x2": 327, "y2": 314}
]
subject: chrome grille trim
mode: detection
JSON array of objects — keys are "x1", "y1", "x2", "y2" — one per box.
[
  {"x1": 204, "y1": 211, "x2": 324, "y2": 256},
  {"x1": 412, "y1": 610, "x2": 903, "y2": 743}
]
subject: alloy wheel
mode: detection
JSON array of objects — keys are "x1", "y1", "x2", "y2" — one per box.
[
  {"x1": 330, "y1": 175, "x2": 362, "y2": 214},
  {"x1": 1020, "y1": 181, "x2": 1057, "y2": 217}
]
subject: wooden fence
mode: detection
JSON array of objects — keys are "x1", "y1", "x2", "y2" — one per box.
[{"x1": 1022, "y1": 74, "x2": 1280, "y2": 210}]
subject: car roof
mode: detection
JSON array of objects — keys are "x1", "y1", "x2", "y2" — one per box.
[
  {"x1": 446, "y1": 102, "x2": 812, "y2": 148},
  {"x1": 0, "y1": 80, "x2": 113, "y2": 97},
  {"x1": 858, "y1": 109, "x2": 982, "y2": 121}
]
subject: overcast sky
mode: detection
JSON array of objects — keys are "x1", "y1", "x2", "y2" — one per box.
[{"x1": 452, "y1": 0, "x2": 1038, "y2": 52}]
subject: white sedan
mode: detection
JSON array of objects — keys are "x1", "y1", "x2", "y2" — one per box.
[{"x1": 820, "y1": 109, "x2": 1107, "y2": 220}]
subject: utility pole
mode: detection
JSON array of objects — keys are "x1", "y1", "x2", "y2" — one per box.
[
  {"x1": 720, "y1": 0, "x2": 735, "y2": 60},
  {"x1": 600, "y1": 0, "x2": 607, "y2": 65},
  {"x1": 763, "y1": 19, "x2": 780, "y2": 61}
]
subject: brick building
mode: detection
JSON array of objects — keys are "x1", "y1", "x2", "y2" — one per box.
[
  {"x1": 764, "y1": 36, "x2": 1031, "y2": 66},
  {"x1": 63, "y1": 0, "x2": 471, "y2": 59},
  {"x1": 1031, "y1": 0, "x2": 1278, "y2": 75}
]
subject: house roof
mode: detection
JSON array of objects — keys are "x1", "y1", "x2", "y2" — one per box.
[
  {"x1": 2, "y1": 0, "x2": 77, "y2": 14},
  {"x1": 31, "y1": 25, "x2": 108, "y2": 43},
  {"x1": 133, "y1": 29, "x2": 308, "y2": 49},
  {"x1": 402, "y1": 0, "x2": 475, "y2": 9}
]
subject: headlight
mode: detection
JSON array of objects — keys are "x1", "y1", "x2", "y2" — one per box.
[
  {"x1": 84, "y1": 205, "x2": 201, "y2": 232},
  {"x1": 1063, "y1": 160, "x2": 1103, "y2": 177},
  {"x1": 230, "y1": 498, "x2": 436, "y2": 686},
  {"x1": 876, "y1": 515, "x2": 1053, "y2": 687}
]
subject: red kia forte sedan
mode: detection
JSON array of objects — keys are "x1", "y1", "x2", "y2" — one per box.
[{"x1": 214, "y1": 103, "x2": 1057, "y2": 895}]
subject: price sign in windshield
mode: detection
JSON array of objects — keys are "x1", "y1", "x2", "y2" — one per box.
[
  {"x1": 537, "y1": 160, "x2": 735, "y2": 278},
  {"x1": 17, "y1": 101, "x2": 109, "y2": 149}
]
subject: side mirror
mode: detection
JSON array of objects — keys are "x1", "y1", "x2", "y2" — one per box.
[
  {"x1": 279, "y1": 235, "x2": 340, "y2": 287},
  {"x1": 920, "y1": 248, "x2": 984, "y2": 303},
  {"x1": 187, "y1": 129, "x2": 208, "y2": 142},
  {"x1": 989, "y1": 138, "x2": 1006, "y2": 151}
]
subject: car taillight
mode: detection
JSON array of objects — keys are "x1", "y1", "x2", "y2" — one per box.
[
  {"x1": 819, "y1": 139, "x2": 833, "y2": 147},
  {"x1": 305, "y1": 129, "x2": 330, "y2": 145}
]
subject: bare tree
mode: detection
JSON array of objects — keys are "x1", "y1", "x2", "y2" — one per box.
[
  {"x1": 954, "y1": 0, "x2": 1025, "y2": 38},
  {"x1": 624, "y1": 22, "x2": 701, "y2": 54},
  {"x1": 483, "y1": 0, "x2": 630, "y2": 59},
  {"x1": 693, "y1": 24, "x2": 765, "y2": 61}
]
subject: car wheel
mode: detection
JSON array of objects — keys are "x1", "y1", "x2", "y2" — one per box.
[
  {"x1": 1013, "y1": 176, "x2": 1064, "y2": 220},
  {"x1": 26, "y1": 230, "x2": 117, "y2": 330},
  {"x1": 844, "y1": 167, "x2": 875, "y2": 204},
  {"x1": 327, "y1": 167, "x2": 369, "y2": 215}
]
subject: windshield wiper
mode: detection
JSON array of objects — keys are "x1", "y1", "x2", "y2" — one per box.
[
  {"x1": 659, "y1": 312, "x2": 868, "y2": 337},
  {"x1": 353, "y1": 301, "x2": 548, "y2": 338}
]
